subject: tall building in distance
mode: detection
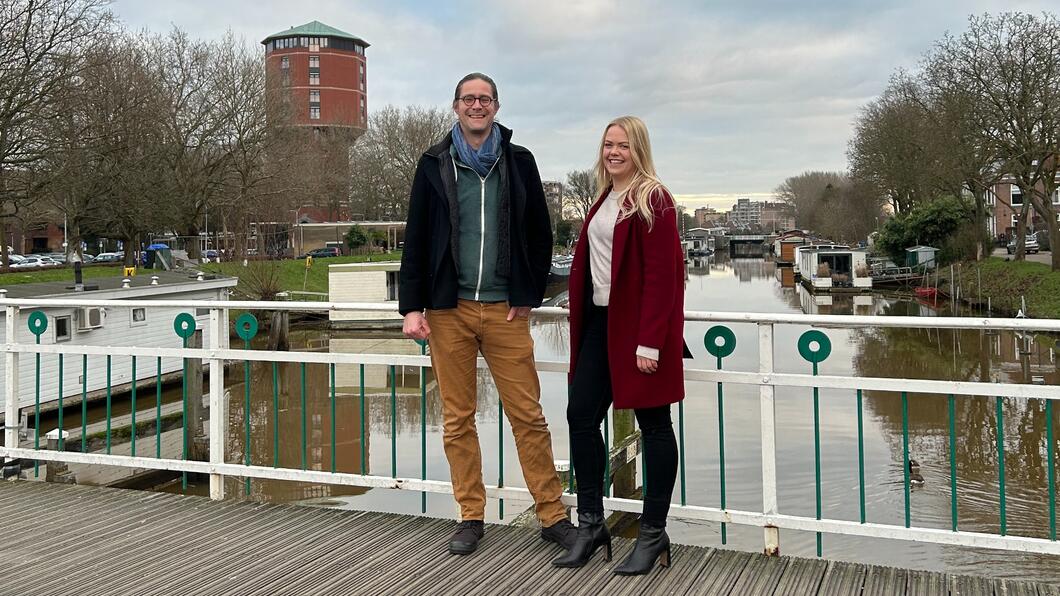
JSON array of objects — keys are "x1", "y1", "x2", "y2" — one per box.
[{"x1": 262, "y1": 21, "x2": 369, "y2": 131}]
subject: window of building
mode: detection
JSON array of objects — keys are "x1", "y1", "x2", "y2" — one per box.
[
  {"x1": 281, "y1": 56, "x2": 289, "y2": 69},
  {"x1": 309, "y1": 38, "x2": 319, "y2": 52},
  {"x1": 309, "y1": 55, "x2": 319, "y2": 68},
  {"x1": 1053, "y1": 190, "x2": 1060, "y2": 205},
  {"x1": 55, "y1": 315, "x2": 72, "y2": 342},
  {"x1": 310, "y1": 106, "x2": 320, "y2": 120},
  {"x1": 131, "y1": 307, "x2": 147, "y2": 327},
  {"x1": 309, "y1": 90, "x2": 320, "y2": 103},
  {"x1": 310, "y1": 73, "x2": 319, "y2": 85},
  {"x1": 359, "y1": 64, "x2": 365, "y2": 91},
  {"x1": 1011, "y1": 185, "x2": 1023, "y2": 206}
]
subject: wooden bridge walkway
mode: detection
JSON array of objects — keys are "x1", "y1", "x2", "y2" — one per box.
[{"x1": 0, "y1": 481, "x2": 1054, "y2": 595}]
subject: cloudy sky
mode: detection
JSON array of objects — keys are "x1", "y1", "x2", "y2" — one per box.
[{"x1": 112, "y1": 0, "x2": 1054, "y2": 210}]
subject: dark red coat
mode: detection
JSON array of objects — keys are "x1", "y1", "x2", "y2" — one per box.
[{"x1": 568, "y1": 187, "x2": 685, "y2": 409}]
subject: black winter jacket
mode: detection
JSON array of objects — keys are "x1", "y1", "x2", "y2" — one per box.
[{"x1": 398, "y1": 125, "x2": 553, "y2": 315}]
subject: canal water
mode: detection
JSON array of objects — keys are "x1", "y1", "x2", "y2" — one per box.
[{"x1": 54, "y1": 252, "x2": 1060, "y2": 580}]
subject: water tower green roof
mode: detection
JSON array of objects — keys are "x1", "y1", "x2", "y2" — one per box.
[{"x1": 261, "y1": 21, "x2": 369, "y2": 47}]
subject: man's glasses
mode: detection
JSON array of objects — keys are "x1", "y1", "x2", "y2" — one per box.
[{"x1": 458, "y1": 95, "x2": 495, "y2": 107}]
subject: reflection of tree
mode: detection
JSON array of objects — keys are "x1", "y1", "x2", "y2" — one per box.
[{"x1": 854, "y1": 319, "x2": 1060, "y2": 535}]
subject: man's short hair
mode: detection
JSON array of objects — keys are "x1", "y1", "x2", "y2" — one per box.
[{"x1": 454, "y1": 72, "x2": 499, "y2": 102}]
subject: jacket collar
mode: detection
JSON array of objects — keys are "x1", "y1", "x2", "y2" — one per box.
[{"x1": 425, "y1": 123, "x2": 515, "y2": 159}]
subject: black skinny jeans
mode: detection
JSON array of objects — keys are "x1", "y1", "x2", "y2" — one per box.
[{"x1": 568, "y1": 303, "x2": 679, "y2": 527}]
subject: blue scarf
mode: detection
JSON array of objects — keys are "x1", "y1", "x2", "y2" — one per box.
[{"x1": 452, "y1": 122, "x2": 501, "y2": 178}]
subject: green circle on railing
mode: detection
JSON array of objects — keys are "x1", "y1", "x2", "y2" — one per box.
[
  {"x1": 798, "y1": 330, "x2": 831, "y2": 363},
  {"x1": 704, "y1": 325, "x2": 736, "y2": 359},
  {"x1": 27, "y1": 311, "x2": 47, "y2": 337},
  {"x1": 173, "y1": 313, "x2": 196, "y2": 339},
  {"x1": 235, "y1": 312, "x2": 259, "y2": 342}
]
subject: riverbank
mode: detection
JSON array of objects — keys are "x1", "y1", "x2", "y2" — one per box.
[{"x1": 942, "y1": 257, "x2": 1060, "y2": 318}]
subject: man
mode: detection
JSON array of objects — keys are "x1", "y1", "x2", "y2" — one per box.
[{"x1": 399, "y1": 73, "x2": 575, "y2": 555}]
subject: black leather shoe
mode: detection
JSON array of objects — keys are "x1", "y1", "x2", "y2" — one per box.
[
  {"x1": 541, "y1": 518, "x2": 578, "y2": 550},
  {"x1": 552, "y1": 511, "x2": 611, "y2": 568},
  {"x1": 449, "y1": 520, "x2": 484, "y2": 555},
  {"x1": 613, "y1": 522, "x2": 671, "y2": 575}
]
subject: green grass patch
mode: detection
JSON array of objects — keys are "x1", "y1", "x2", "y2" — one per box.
[
  {"x1": 201, "y1": 253, "x2": 402, "y2": 296},
  {"x1": 0, "y1": 264, "x2": 125, "y2": 286},
  {"x1": 948, "y1": 257, "x2": 1060, "y2": 318}
]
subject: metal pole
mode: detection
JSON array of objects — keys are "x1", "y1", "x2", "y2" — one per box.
[
  {"x1": 208, "y1": 307, "x2": 225, "y2": 500},
  {"x1": 759, "y1": 322, "x2": 780, "y2": 555},
  {"x1": 3, "y1": 300, "x2": 20, "y2": 477}
]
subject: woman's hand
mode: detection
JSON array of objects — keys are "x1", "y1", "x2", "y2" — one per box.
[{"x1": 636, "y1": 355, "x2": 658, "y2": 374}]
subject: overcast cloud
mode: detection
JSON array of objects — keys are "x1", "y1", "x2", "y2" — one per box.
[{"x1": 112, "y1": 0, "x2": 1055, "y2": 210}]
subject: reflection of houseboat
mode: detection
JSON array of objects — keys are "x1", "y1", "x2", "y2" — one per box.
[
  {"x1": 328, "y1": 263, "x2": 403, "y2": 328},
  {"x1": 775, "y1": 266, "x2": 796, "y2": 288},
  {"x1": 798, "y1": 246, "x2": 872, "y2": 293}
]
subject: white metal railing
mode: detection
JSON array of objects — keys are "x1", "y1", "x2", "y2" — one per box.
[{"x1": 2, "y1": 298, "x2": 1060, "y2": 558}]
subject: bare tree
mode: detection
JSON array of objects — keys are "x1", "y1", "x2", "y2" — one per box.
[
  {"x1": 774, "y1": 171, "x2": 846, "y2": 230},
  {"x1": 847, "y1": 75, "x2": 936, "y2": 215},
  {"x1": 349, "y1": 105, "x2": 452, "y2": 221},
  {"x1": 563, "y1": 169, "x2": 596, "y2": 222},
  {"x1": 0, "y1": 0, "x2": 112, "y2": 265}
]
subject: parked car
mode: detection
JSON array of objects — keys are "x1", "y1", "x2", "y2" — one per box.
[
  {"x1": 11, "y1": 256, "x2": 59, "y2": 269},
  {"x1": 1007, "y1": 236, "x2": 1040, "y2": 254},
  {"x1": 93, "y1": 252, "x2": 124, "y2": 263},
  {"x1": 303, "y1": 247, "x2": 340, "y2": 258},
  {"x1": 1032, "y1": 230, "x2": 1052, "y2": 251}
]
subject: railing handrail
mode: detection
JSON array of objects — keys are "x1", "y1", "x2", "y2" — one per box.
[{"x1": 0, "y1": 298, "x2": 1058, "y2": 332}]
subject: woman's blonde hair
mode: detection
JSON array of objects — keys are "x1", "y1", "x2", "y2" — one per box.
[{"x1": 593, "y1": 116, "x2": 669, "y2": 229}]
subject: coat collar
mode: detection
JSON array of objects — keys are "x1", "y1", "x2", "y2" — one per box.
[
  {"x1": 580, "y1": 185, "x2": 634, "y2": 284},
  {"x1": 424, "y1": 123, "x2": 515, "y2": 159}
]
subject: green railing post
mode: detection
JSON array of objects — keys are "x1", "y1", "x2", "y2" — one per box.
[
  {"x1": 28, "y1": 312, "x2": 46, "y2": 478},
  {"x1": 57, "y1": 355, "x2": 64, "y2": 452},
  {"x1": 82, "y1": 354, "x2": 88, "y2": 454},
  {"x1": 235, "y1": 313, "x2": 259, "y2": 497},
  {"x1": 105, "y1": 355, "x2": 112, "y2": 455},
  {"x1": 359, "y1": 363, "x2": 366, "y2": 475},
  {"x1": 997, "y1": 396, "x2": 1007, "y2": 535},
  {"x1": 498, "y1": 397, "x2": 504, "y2": 520},
  {"x1": 856, "y1": 389, "x2": 865, "y2": 524},
  {"x1": 419, "y1": 340, "x2": 427, "y2": 513},
  {"x1": 155, "y1": 356, "x2": 162, "y2": 459},
  {"x1": 902, "y1": 391, "x2": 910, "y2": 529},
  {"x1": 705, "y1": 325, "x2": 736, "y2": 545},
  {"x1": 130, "y1": 357, "x2": 137, "y2": 458},
  {"x1": 173, "y1": 313, "x2": 196, "y2": 491},
  {"x1": 798, "y1": 330, "x2": 831, "y2": 558},
  {"x1": 272, "y1": 362, "x2": 279, "y2": 468},
  {"x1": 301, "y1": 363, "x2": 307, "y2": 471},
  {"x1": 949, "y1": 394, "x2": 958, "y2": 532},
  {"x1": 1048, "y1": 398, "x2": 1056, "y2": 541},
  {"x1": 330, "y1": 363, "x2": 336, "y2": 474},
  {"x1": 390, "y1": 365, "x2": 397, "y2": 478}
]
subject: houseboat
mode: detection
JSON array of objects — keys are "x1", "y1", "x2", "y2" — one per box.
[
  {"x1": 328, "y1": 262, "x2": 403, "y2": 329},
  {"x1": 798, "y1": 246, "x2": 872, "y2": 293},
  {"x1": 0, "y1": 271, "x2": 237, "y2": 411}
]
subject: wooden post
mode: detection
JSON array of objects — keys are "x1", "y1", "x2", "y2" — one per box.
[
  {"x1": 268, "y1": 310, "x2": 289, "y2": 351},
  {"x1": 188, "y1": 329, "x2": 207, "y2": 461}
]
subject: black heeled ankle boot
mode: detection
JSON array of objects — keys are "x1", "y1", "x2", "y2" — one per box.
[
  {"x1": 551, "y1": 511, "x2": 612, "y2": 568},
  {"x1": 613, "y1": 522, "x2": 671, "y2": 575}
]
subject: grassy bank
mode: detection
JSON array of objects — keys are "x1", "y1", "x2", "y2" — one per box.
[
  {"x1": 943, "y1": 257, "x2": 1060, "y2": 318},
  {"x1": 201, "y1": 252, "x2": 402, "y2": 297},
  {"x1": 0, "y1": 264, "x2": 124, "y2": 286}
]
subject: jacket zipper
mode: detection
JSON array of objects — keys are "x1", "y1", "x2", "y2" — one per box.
[{"x1": 455, "y1": 158, "x2": 499, "y2": 301}]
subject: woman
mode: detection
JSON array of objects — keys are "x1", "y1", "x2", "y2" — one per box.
[{"x1": 553, "y1": 116, "x2": 685, "y2": 574}]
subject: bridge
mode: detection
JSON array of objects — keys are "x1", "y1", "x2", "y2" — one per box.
[{"x1": 0, "y1": 297, "x2": 1058, "y2": 593}]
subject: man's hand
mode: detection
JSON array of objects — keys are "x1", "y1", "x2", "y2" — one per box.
[
  {"x1": 507, "y1": 306, "x2": 532, "y2": 322},
  {"x1": 636, "y1": 356, "x2": 659, "y2": 374},
  {"x1": 403, "y1": 312, "x2": 431, "y2": 340}
]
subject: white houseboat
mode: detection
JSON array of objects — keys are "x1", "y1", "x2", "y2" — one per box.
[
  {"x1": 0, "y1": 271, "x2": 237, "y2": 410},
  {"x1": 798, "y1": 246, "x2": 873, "y2": 293}
]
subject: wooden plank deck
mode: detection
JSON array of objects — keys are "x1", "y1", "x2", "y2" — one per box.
[{"x1": 0, "y1": 481, "x2": 1053, "y2": 596}]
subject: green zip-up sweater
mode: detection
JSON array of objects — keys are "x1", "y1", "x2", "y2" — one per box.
[{"x1": 451, "y1": 145, "x2": 509, "y2": 302}]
